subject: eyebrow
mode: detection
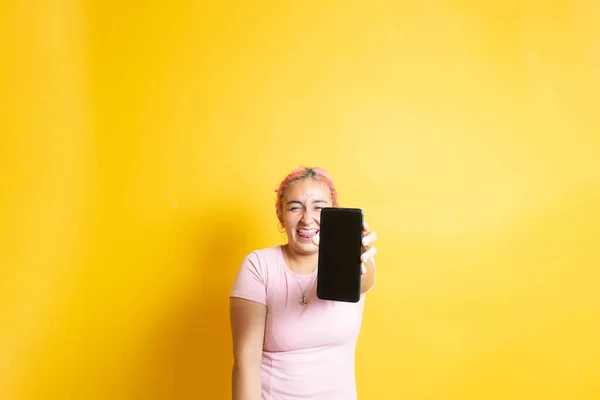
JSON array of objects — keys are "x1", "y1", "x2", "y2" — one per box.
[{"x1": 286, "y1": 199, "x2": 328, "y2": 205}]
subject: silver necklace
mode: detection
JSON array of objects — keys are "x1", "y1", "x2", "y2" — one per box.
[{"x1": 285, "y1": 249, "x2": 316, "y2": 306}]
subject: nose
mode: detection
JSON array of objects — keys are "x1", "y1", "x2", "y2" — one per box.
[{"x1": 301, "y1": 208, "x2": 318, "y2": 222}]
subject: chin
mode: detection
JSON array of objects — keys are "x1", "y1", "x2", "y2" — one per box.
[{"x1": 293, "y1": 240, "x2": 318, "y2": 253}]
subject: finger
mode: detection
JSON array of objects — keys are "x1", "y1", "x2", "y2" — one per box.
[
  {"x1": 312, "y1": 233, "x2": 320, "y2": 246},
  {"x1": 361, "y1": 246, "x2": 377, "y2": 263},
  {"x1": 363, "y1": 221, "x2": 370, "y2": 233},
  {"x1": 362, "y1": 231, "x2": 377, "y2": 247},
  {"x1": 361, "y1": 264, "x2": 367, "y2": 275}
]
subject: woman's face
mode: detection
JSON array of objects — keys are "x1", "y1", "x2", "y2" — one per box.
[{"x1": 282, "y1": 179, "x2": 333, "y2": 256}]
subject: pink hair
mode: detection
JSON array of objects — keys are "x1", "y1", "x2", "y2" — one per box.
[{"x1": 275, "y1": 166, "x2": 338, "y2": 225}]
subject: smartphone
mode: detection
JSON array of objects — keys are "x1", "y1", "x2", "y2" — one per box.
[{"x1": 316, "y1": 207, "x2": 364, "y2": 303}]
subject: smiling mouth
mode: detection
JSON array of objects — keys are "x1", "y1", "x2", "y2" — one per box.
[{"x1": 297, "y1": 228, "x2": 319, "y2": 239}]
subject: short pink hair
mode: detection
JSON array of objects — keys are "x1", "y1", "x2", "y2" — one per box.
[{"x1": 275, "y1": 166, "x2": 339, "y2": 225}]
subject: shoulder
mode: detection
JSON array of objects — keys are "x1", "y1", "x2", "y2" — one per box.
[
  {"x1": 230, "y1": 246, "x2": 282, "y2": 303},
  {"x1": 238, "y1": 245, "x2": 282, "y2": 279},
  {"x1": 244, "y1": 245, "x2": 281, "y2": 263}
]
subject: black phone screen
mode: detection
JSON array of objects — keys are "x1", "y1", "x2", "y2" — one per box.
[{"x1": 316, "y1": 207, "x2": 364, "y2": 303}]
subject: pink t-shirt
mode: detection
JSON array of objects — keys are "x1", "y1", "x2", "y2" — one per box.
[{"x1": 230, "y1": 245, "x2": 366, "y2": 400}]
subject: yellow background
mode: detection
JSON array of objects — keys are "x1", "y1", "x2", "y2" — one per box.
[{"x1": 2, "y1": 1, "x2": 599, "y2": 399}]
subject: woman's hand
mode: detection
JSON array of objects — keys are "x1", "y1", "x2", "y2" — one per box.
[{"x1": 360, "y1": 222, "x2": 377, "y2": 274}]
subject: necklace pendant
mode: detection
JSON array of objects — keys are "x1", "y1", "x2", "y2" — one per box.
[{"x1": 299, "y1": 295, "x2": 307, "y2": 306}]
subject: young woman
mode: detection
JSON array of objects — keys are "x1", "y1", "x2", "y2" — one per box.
[{"x1": 229, "y1": 166, "x2": 377, "y2": 400}]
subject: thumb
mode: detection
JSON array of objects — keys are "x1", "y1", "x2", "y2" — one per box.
[{"x1": 312, "y1": 233, "x2": 320, "y2": 246}]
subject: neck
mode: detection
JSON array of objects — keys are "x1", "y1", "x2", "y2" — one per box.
[{"x1": 283, "y1": 245, "x2": 318, "y2": 274}]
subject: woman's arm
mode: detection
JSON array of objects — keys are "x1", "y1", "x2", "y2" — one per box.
[{"x1": 230, "y1": 297, "x2": 266, "y2": 400}]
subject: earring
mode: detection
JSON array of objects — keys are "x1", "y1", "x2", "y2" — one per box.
[{"x1": 277, "y1": 222, "x2": 286, "y2": 233}]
